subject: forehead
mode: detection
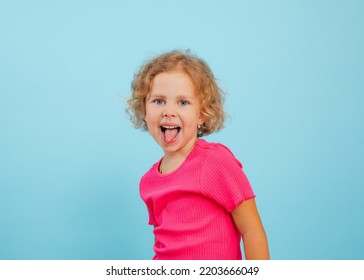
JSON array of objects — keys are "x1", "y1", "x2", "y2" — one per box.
[{"x1": 150, "y1": 71, "x2": 196, "y2": 97}]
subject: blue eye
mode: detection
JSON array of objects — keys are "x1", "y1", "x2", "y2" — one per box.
[
  {"x1": 153, "y1": 99, "x2": 165, "y2": 105},
  {"x1": 179, "y1": 100, "x2": 190, "y2": 106}
]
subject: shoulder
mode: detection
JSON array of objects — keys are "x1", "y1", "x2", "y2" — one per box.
[
  {"x1": 196, "y1": 139, "x2": 242, "y2": 168},
  {"x1": 196, "y1": 138, "x2": 233, "y2": 154},
  {"x1": 197, "y1": 139, "x2": 254, "y2": 210},
  {"x1": 140, "y1": 159, "x2": 161, "y2": 184}
]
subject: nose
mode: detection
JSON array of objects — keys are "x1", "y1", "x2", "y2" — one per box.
[
  {"x1": 162, "y1": 104, "x2": 177, "y2": 117},
  {"x1": 163, "y1": 109, "x2": 176, "y2": 117}
]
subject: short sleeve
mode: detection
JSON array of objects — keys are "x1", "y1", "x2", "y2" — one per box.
[
  {"x1": 146, "y1": 204, "x2": 157, "y2": 226},
  {"x1": 139, "y1": 167, "x2": 158, "y2": 226},
  {"x1": 199, "y1": 144, "x2": 255, "y2": 212}
]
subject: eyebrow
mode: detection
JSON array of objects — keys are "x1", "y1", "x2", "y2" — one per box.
[
  {"x1": 148, "y1": 93, "x2": 165, "y2": 98},
  {"x1": 148, "y1": 93, "x2": 196, "y2": 100}
]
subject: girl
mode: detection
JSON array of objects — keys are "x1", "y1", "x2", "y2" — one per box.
[{"x1": 127, "y1": 50, "x2": 269, "y2": 260}]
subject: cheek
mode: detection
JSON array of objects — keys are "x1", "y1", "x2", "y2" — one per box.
[
  {"x1": 144, "y1": 107, "x2": 158, "y2": 126},
  {"x1": 144, "y1": 105, "x2": 151, "y2": 121}
]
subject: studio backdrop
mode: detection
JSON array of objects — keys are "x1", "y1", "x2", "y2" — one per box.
[{"x1": 0, "y1": 0, "x2": 363, "y2": 259}]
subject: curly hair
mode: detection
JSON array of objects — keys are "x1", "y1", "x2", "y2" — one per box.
[{"x1": 127, "y1": 50, "x2": 225, "y2": 137}]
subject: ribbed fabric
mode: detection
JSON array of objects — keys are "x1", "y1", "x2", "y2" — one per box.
[{"x1": 140, "y1": 139, "x2": 255, "y2": 260}]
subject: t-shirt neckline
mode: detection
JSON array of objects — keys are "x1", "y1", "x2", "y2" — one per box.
[{"x1": 155, "y1": 139, "x2": 204, "y2": 177}]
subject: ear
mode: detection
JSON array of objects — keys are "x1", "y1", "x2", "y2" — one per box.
[
  {"x1": 198, "y1": 113, "x2": 205, "y2": 126},
  {"x1": 143, "y1": 105, "x2": 147, "y2": 121}
]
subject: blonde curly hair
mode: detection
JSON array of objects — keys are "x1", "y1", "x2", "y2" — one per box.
[{"x1": 127, "y1": 50, "x2": 225, "y2": 137}]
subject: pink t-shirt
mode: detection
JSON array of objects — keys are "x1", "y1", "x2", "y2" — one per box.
[{"x1": 140, "y1": 139, "x2": 255, "y2": 260}]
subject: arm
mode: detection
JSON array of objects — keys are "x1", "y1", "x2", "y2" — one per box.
[{"x1": 231, "y1": 198, "x2": 270, "y2": 260}]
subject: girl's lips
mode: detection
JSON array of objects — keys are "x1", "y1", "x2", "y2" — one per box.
[{"x1": 161, "y1": 125, "x2": 179, "y2": 130}]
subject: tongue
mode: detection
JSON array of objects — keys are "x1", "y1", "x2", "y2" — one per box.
[{"x1": 164, "y1": 128, "x2": 179, "y2": 143}]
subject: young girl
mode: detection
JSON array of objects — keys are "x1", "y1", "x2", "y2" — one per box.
[{"x1": 127, "y1": 50, "x2": 269, "y2": 260}]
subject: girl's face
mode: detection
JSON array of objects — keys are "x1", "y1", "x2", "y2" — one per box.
[{"x1": 144, "y1": 71, "x2": 204, "y2": 157}]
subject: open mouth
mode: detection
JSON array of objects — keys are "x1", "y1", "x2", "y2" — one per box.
[{"x1": 161, "y1": 125, "x2": 181, "y2": 144}]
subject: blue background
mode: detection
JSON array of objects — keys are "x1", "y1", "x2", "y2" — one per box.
[{"x1": 0, "y1": 0, "x2": 363, "y2": 260}]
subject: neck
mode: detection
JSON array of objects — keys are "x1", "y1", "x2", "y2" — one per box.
[{"x1": 160, "y1": 139, "x2": 198, "y2": 174}]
